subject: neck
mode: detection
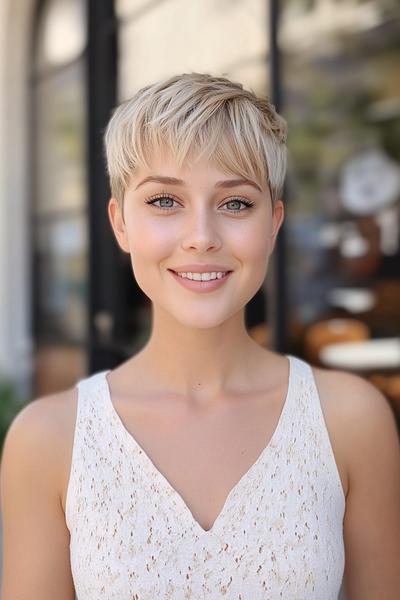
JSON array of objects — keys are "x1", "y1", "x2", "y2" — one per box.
[{"x1": 131, "y1": 306, "x2": 272, "y2": 402}]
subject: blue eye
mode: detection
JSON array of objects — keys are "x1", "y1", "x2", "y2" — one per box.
[
  {"x1": 144, "y1": 195, "x2": 179, "y2": 210},
  {"x1": 224, "y1": 198, "x2": 255, "y2": 213},
  {"x1": 144, "y1": 194, "x2": 255, "y2": 214}
]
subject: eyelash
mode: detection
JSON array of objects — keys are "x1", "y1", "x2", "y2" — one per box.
[{"x1": 143, "y1": 192, "x2": 255, "y2": 214}]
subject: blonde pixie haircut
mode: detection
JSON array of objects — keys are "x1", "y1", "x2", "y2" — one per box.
[{"x1": 104, "y1": 72, "x2": 288, "y2": 209}]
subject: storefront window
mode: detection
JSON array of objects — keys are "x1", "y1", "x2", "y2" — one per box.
[
  {"x1": 280, "y1": 0, "x2": 400, "y2": 416},
  {"x1": 32, "y1": 0, "x2": 88, "y2": 394},
  {"x1": 35, "y1": 62, "x2": 86, "y2": 215}
]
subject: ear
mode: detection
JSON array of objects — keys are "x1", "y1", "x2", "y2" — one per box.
[
  {"x1": 270, "y1": 199, "x2": 285, "y2": 251},
  {"x1": 108, "y1": 198, "x2": 130, "y2": 253}
]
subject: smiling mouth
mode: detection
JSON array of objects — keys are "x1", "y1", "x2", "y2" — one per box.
[
  {"x1": 167, "y1": 269, "x2": 235, "y2": 293},
  {"x1": 168, "y1": 269, "x2": 233, "y2": 279}
]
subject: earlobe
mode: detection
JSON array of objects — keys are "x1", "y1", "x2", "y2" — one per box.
[{"x1": 108, "y1": 198, "x2": 130, "y2": 253}]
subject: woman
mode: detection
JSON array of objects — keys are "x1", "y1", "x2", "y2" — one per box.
[{"x1": 1, "y1": 73, "x2": 400, "y2": 599}]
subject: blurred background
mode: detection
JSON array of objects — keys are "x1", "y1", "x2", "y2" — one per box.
[{"x1": 1, "y1": 0, "x2": 400, "y2": 450}]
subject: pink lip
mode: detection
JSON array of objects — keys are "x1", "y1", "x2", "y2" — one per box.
[
  {"x1": 168, "y1": 269, "x2": 233, "y2": 293},
  {"x1": 169, "y1": 264, "x2": 233, "y2": 273}
]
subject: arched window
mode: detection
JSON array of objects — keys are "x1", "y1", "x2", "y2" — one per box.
[{"x1": 31, "y1": 0, "x2": 88, "y2": 395}]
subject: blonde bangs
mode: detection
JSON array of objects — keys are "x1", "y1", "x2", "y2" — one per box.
[{"x1": 104, "y1": 73, "x2": 287, "y2": 207}]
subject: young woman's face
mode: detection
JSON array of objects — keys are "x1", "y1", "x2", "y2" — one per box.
[{"x1": 108, "y1": 149, "x2": 284, "y2": 328}]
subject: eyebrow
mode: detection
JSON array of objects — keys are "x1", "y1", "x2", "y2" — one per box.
[{"x1": 134, "y1": 175, "x2": 263, "y2": 193}]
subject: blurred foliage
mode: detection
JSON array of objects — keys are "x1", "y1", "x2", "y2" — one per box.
[
  {"x1": 0, "y1": 377, "x2": 28, "y2": 460},
  {"x1": 282, "y1": 19, "x2": 400, "y2": 217}
]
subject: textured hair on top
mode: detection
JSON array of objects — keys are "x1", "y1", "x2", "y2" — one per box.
[{"x1": 104, "y1": 72, "x2": 288, "y2": 208}]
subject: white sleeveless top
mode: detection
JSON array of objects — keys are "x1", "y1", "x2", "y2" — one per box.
[{"x1": 66, "y1": 354, "x2": 346, "y2": 599}]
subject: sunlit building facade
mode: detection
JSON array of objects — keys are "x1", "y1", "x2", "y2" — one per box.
[{"x1": 0, "y1": 0, "x2": 399, "y2": 423}]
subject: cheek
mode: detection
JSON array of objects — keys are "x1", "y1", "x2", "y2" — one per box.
[
  {"x1": 127, "y1": 218, "x2": 177, "y2": 267},
  {"x1": 237, "y1": 220, "x2": 273, "y2": 291},
  {"x1": 234, "y1": 220, "x2": 271, "y2": 262},
  {"x1": 126, "y1": 214, "x2": 271, "y2": 266}
]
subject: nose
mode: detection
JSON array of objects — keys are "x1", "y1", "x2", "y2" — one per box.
[{"x1": 180, "y1": 206, "x2": 222, "y2": 252}]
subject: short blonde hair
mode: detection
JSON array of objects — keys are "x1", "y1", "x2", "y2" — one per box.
[{"x1": 104, "y1": 72, "x2": 287, "y2": 208}]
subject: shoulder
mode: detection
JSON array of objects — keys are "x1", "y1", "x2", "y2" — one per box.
[
  {"x1": 312, "y1": 365, "x2": 397, "y2": 436},
  {"x1": 0, "y1": 388, "x2": 79, "y2": 598},
  {"x1": 3, "y1": 386, "x2": 78, "y2": 447},
  {"x1": 1, "y1": 386, "x2": 78, "y2": 499},
  {"x1": 311, "y1": 365, "x2": 399, "y2": 495},
  {"x1": 311, "y1": 366, "x2": 400, "y2": 596}
]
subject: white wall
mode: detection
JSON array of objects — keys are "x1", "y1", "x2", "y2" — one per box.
[{"x1": 0, "y1": 0, "x2": 36, "y2": 398}]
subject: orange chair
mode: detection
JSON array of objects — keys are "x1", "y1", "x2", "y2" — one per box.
[{"x1": 302, "y1": 318, "x2": 371, "y2": 367}]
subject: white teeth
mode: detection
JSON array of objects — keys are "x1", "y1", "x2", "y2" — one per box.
[{"x1": 175, "y1": 271, "x2": 228, "y2": 281}]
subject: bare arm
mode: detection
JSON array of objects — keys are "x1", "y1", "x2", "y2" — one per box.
[
  {"x1": 340, "y1": 374, "x2": 400, "y2": 599},
  {"x1": 0, "y1": 396, "x2": 75, "y2": 599}
]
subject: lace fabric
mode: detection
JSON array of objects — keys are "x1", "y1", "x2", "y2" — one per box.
[{"x1": 66, "y1": 355, "x2": 345, "y2": 599}]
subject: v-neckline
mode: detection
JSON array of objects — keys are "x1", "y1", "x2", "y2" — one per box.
[{"x1": 101, "y1": 354, "x2": 295, "y2": 536}]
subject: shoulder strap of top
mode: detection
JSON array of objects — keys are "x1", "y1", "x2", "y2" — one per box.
[
  {"x1": 288, "y1": 355, "x2": 324, "y2": 419},
  {"x1": 76, "y1": 369, "x2": 109, "y2": 410},
  {"x1": 66, "y1": 370, "x2": 112, "y2": 531},
  {"x1": 288, "y1": 354, "x2": 313, "y2": 381},
  {"x1": 73, "y1": 370, "x2": 111, "y2": 449},
  {"x1": 290, "y1": 355, "x2": 346, "y2": 503}
]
